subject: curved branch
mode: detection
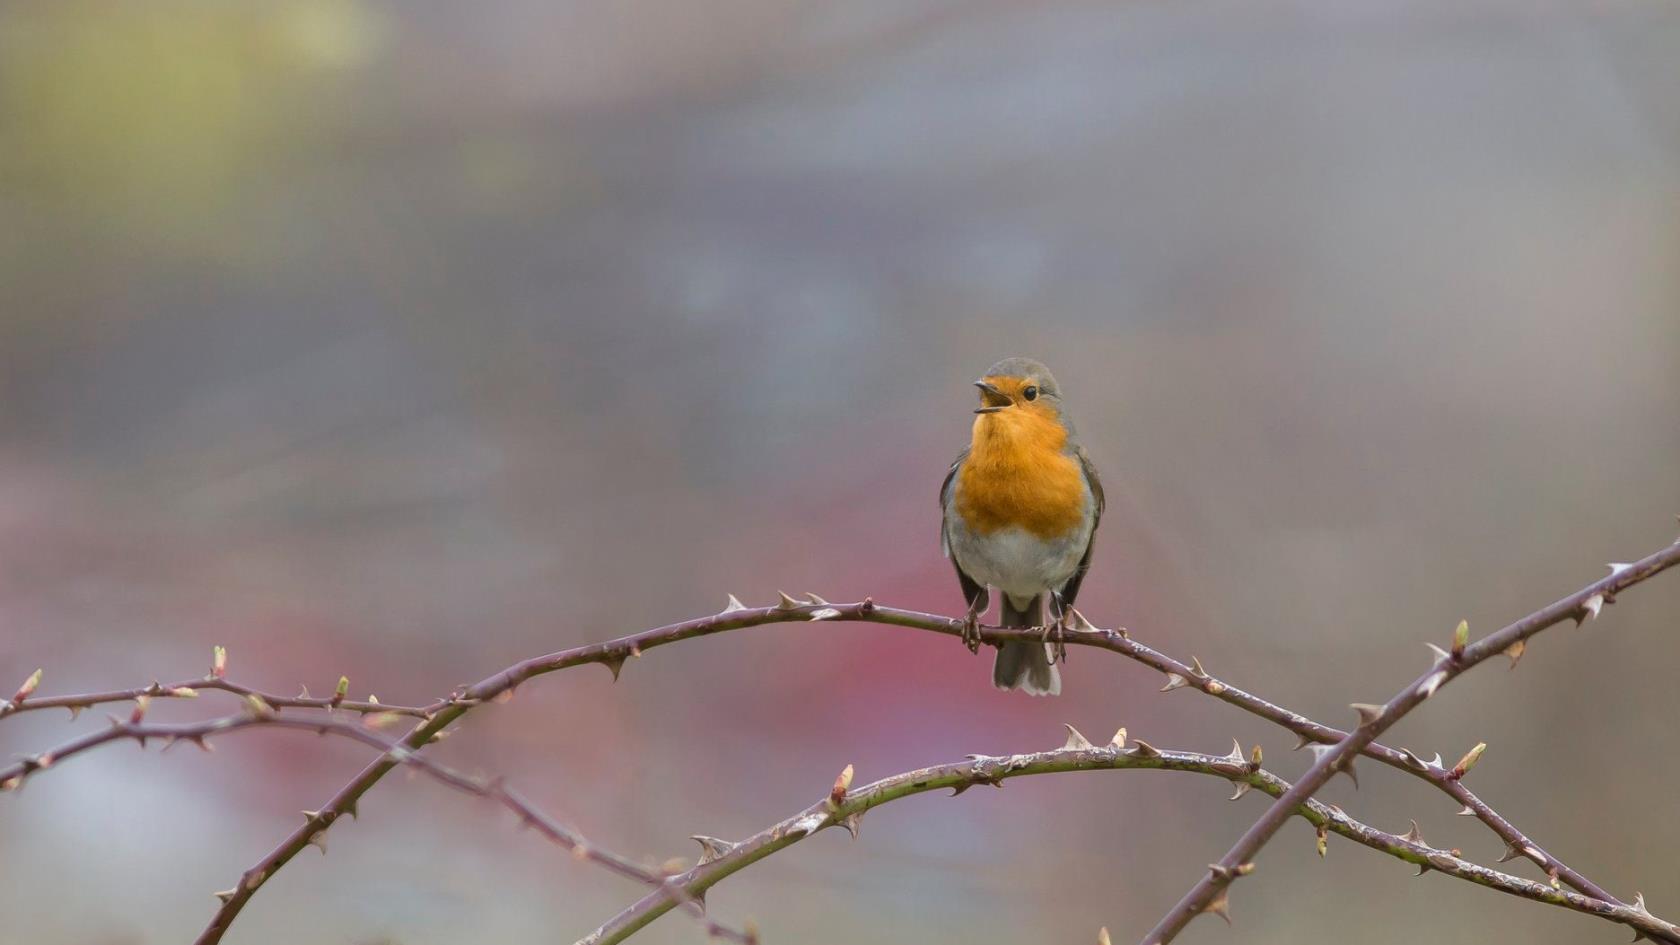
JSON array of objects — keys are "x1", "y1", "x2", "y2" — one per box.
[
  {"x1": 0, "y1": 673, "x2": 429, "y2": 723},
  {"x1": 192, "y1": 535, "x2": 1680, "y2": 945},
  {"x1": 580, "y1": 736, "x2": 1677, "y2": 945},
  {"x1": 0, "y1": 707, "x2": 750, "y2": 943},
  {"x1": 7, "y1": 593, "x2": 1633, "y2": 928},
  {"x1": 1142, "y1": 540, "x2": 1680, "y2": 943}
]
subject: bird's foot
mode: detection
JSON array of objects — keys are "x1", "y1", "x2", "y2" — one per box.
[
  {"x1": 960, "y1": 612, "x2": 983, "y2": 653},
  {"x1": 1040, "y1": 612, "x2": 1072, "y2": 665}
]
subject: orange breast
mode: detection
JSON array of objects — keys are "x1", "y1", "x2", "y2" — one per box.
[{"x1": 955, "y1": 410, "x2": 1086, "y2": 538}]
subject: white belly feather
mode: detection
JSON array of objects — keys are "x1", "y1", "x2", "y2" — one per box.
[{"x1": 947, "y1": 522, "x2": 1090, "y2": 608}]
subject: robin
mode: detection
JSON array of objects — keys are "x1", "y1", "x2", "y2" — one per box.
[{"x1": 940, "y1": 357, "x2": 1104, "y2": 695}]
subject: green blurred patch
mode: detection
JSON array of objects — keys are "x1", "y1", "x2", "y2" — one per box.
[{"x1": 0, "y1": 0, "x2": 382, "y2": 251}]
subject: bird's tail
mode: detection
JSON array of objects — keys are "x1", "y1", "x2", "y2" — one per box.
[{"x1": 992, "y1": 594, "x2": 1060, "y2": 696}]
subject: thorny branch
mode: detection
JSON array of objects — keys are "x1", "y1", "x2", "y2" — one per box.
[
  {"x1": 581, "y1": 732, "x2": 1680, "y2": 945},
  {"x1": 0, "y1": 596, "x2": 1643, "y2": 926},
  {"x1": 1139, "y1": 540, "x2": 1680, "y2": 945},
  {"x1": 0, "y1": 700, "x2": 752, "y2": 944},
  {"x1": 3, "y1": 537, "x2": 1676, "y2": 944},
  {"x1": 0, "y1": 666, "x2": 430, "y2": 722}
]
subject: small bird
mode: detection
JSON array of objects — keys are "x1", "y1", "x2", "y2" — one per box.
[{"x1": 940, "y1": 357, "x2": 1104, "y2": 695}]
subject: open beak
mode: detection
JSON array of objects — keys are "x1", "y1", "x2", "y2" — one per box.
[{"x1": 974, "y1": 380, "x2": 1012, "y2": 413}]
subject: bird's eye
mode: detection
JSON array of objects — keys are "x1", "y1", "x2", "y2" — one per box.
[{"x1": 1022, "y1": 385, "x2": 1039, "y2": 401}]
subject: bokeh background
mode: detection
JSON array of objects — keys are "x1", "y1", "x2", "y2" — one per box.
[{"x1": 3, "y1": 1, "x2": 1679, "y2": 943}]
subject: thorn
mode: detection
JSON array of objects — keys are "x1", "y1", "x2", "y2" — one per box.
[
  {"x1": 1306, "y1": 744, "x2": 1359, "y2": 788},
  {"x1": 1424, "y1": 642, "x2": 1451, "y2": 663},
  {"x1": 1608, "y1": 562, "x2": 1633, "y2": 578},
  {"x1": 722, "y1": 594, "x2": 748, "y2": 614},
  {"x1": 1189, "y1": 656, "x2": 1209, "y2": 679},
  {"x1": 808, "y1": 607, "x2": 841, "y2": 621},
  {"x1": 1504, "y1": 639, "x2": 1526, "y2": 669},
  {"x1": 306, "y1": 831, "x2": 328, "y2": 855},
  {"x1": 1202, "y1": 891, "x2": 1231, "y2": 924},
  {"x1": 1216, "y1": 738, "x2": 1245, "y2": 770},
  {"x1": 1208, "y1": 863, "x2": 1232, "y2": 880},
  {"x1": 213, "y1": 888, "x2": 237, "y2": 904},
  {"x1": 1350, "y1": 703, "x2": 1383, "y2": 727},
  {"x1": 688, "y1": 834, "x2": 735, "y2": 864},
  {"x1": 805, "y1": 592, "x2": 830, "y2": 606},
  {"x1": 840, "y1": 811, "x2": 863, "y2": 839},
  {"x1": 1450, "y1": 742, "x2": 1486, "y2": 780},
  {"x1": 1098, "y1": 928, "x2": 1112, "y2": 945},
  {"x1": 1234, "y1": 862, "x2": 1255, "y2": 876},
  {"x1": 1229, "y1": 782, "x2": 1251, "y2": 801},
  {"x1": 1498, "y1": 842, "x2": 1522, "y2": 863},
  {"x1": 1065, "y1": 607, "x2": 1098, "y2": 633},
  {"x1": 297, "y1": 683, "x2": 310, "y2": 700},
  {"x1": 1398, "y1": 748, "x2": 1433, "y2": 771},
  {"x1": 66, "y1": 705, "x2": 84, "y2": 721},
  {"x1": 1129, "y1": 739, "x2": 1161, "y2": 759},
  {"x1": 1451, "y1": 619, "x2": 1469, "y2": 659},
  {"x1": 1417, "y1": 670, "x2": 1448, "y2": 700},
  {"x1": 1291, "y1": 732, "x2": 1312, "y2": 751},
  {"x1": 1108, "y1": 727, "x2": 1127, "y2": 749},
  {"x1": 301, "y1": 809, "x2": 320, "y2": 821},
  {"x1": 342, "y1": 799, "x2": 358, "y2": 820},
  {"x1": 829, "y1": 764, "x2": 854, "y2": 807},
  {"x1": 1062, "y1": 724, "x2": 1094, "y2": 751},
  {"x1": 603, "y1": 657, "x2": 625, "y2": 682},
  {"x1": 1455, "y1": 805, "x2": 1475, "y2": 816},
  {"x1": 1159, "y1": 673, "x2": 1189, "y2": 693},
  {"x1": 775, "y1": 591, "x2": 804, "y2": 610},
  {"x1": 1401, "y1": 820, "x2": 1427, "y2": 846},
  {"x1": 1577, "y1": 594, "x2": 1604, "y2": 625},
  {"x1": 1316, "y1": 823, "x2": 1329, "y2": 858}
]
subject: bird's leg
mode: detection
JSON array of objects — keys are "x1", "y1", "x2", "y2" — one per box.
[
  {"x1": 1041, "y1": 591, "x2": 1070, "y2": 665},
  {"x1": 960, "y1": 590, "x2": 987, "y2": 653}
]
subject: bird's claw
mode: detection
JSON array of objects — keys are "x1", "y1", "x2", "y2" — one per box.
[
  {"x1": 1040, "y1": 612, "x2": 1072, "y2": 665},
  {"x1": 960, "y1": 613, "x2": 983, "y2": 653}
]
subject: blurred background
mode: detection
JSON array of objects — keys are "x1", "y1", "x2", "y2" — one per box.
[{"x1": 2, "y1": 1, "x2": 1678, "y2": 943}]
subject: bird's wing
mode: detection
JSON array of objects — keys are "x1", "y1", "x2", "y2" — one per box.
[
  {"x1": 1077, "y1": 444, "x2": 1105, "y2": 521},
  {"x1": 940, "y1": 446, "x2": 988, "y2": 608},
  {"x1": 1058, "y1": 445, "x2": 1104, "y2": 610},
  {"x1": 939, "y1": 446, "x2": 969, "y2": 557}
]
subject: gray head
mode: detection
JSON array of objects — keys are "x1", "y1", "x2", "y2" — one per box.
[
  {"x1": 973, "y1": 357, "x2": 1069, "y2": 417},
  {"x1": 981, "y1": 357, "x2": 1060, "y2": 397}
]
